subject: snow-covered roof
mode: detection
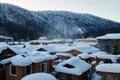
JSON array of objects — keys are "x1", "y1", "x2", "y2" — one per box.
[
  {"x1": 97, "y1": 33, "x2": 120, "y2": 39},
  {"x1": 56, "y1": 53, "x2": 73, "y2": 57},
  {"x1": 89, "y1": 52, "x2": 118, "y2": 63},
  {"x1": 0, "y1": 58, "x2": 11, "y2": 64},
  {"x1": 11, "y1": 54, "x2": 32, "y2": 66},
  {"x1": 96, "y1": 64, "x2": 120, "y2": 73},
  {"x1": 0, "y1": 35, "x2": 13, "y2": 39},
  {"x1": 91, "y1": 61, "x2": 97, "y2": 65},
  {"x1": 78, "y1": 53, "x2": 89, "y2": 59},
  {"x1": 8, "y1": 45, "x2": 24, "y2": 54},
  {"x1": 0, "y1": 51, "x2": 57, "y2": 66},
  {"x1": 30, "y1": 38, "x2": 65, "y2": 43},
  {"x1": 0, "y1": 45, "x2": 9, "y2": 53},
  {"x1": 55, "y1": 57, "x2": 92, "y2": 75},
  {"x1": 21, "y1": 73, "x2": 56, "y2": 80},
  {"x1": 76, "y1": 45, "x2": 100, "y2": 54},
  {"x1": 45, "y1": 45, "x2": 76, "y2": 53},
  {"x1": 0, "y1": 44, "x2": 19, "y2": 54},
  {"x1": 71, "y1": 42, "x2": 97, "y2": 46},
  {"x1": 10, "y1": 45, "x2": 46, "y2": 54}
]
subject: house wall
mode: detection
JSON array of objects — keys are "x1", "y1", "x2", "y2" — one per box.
[
  {"x1": 67, "y1": 50, "x2": 82, "y2": 56},
  {"x1": 6, "y1": 63, "x2": 26, "y2": 80},
  {"x1": 58, "y1": 72, "x2": 88, "y2": 80},
  {"x1": 98, "y1": 39, "x2": 120, "y2": 54},
  {"x1": 0, "y1": 69, "x2": 6, "y2": 80},
  {"x1": 4, "y1": 60, "x2": 53, "y2": 80},
  {"x1": 32, "y1": 60, "x2": 53, "y2": 73},
  {"x1": 0, "y1": 48, "x2": 16, "y2": 80},
  {"x1": 101, "y1": 72, "x2": 120, "y2": 80},
  {"x1": 32, "y1": 63, "x2": 41, "y2": 73},
  {"x1": 46, "y1": 60, "x2": 53, "y2": 73}
]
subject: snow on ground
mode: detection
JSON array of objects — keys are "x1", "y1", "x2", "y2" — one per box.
[
  {"x1": 91, "y1": 73, "x2": 101, "y2": 80},
  {"x1": 21, "y1": 73, "x2": 56, "y2": 80}
]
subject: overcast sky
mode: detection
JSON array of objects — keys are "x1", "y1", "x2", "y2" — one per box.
[{"x1": 0, "y1": 0, "x2": 120, "y2": 22}]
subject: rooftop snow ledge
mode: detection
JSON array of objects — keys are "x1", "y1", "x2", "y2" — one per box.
[
  {"x1": 97, "y1": 33, "x2": 120, "y2": 39},
  {"x1": 96, "y1": 64, "x2": 120, "y2": 73}
]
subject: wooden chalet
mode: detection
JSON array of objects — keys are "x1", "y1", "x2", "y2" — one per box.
[
  {"x1": 55, "y1": 57, "x2": 92, "y2": 80},
  {"x1": 0, "y1": 35, "x2": 13, "y2": 42},
  {"x1": 0, "y1": 45, "x2": 16, "y2": 80},
  {"x1": 89, "y1": 52, "x2": 118, "y2": 64},
  {"x1": 97, "y1": 33, "x2": 120, "y2": 54},
  {"x1": 53, "y1": 53, "x2": 73, "y2": 67},
  {"x1": 0, "y1": 51, "x2": 56, "y2": 80},
  {"x1": 96, "y1": 64, "x2": 120, "y2": 80}
]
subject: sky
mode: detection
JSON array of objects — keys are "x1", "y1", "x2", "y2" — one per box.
[{"x1": 0, "y1": 0, "x2": 120, "y2": 22}]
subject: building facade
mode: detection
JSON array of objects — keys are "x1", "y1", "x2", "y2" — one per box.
[{"x1": 97, "y1": 33, "x2": 120, "y2": 54}]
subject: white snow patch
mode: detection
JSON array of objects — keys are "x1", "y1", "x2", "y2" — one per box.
[
  {"x1": 96, "y1": 64, "x2": 120, "y2": 73},
  {"x1": 97, "y1": 33, "x2": 120, "y2": 39},
  {"x1": 21, "y1": 73, "x2": 56, "y2": 80}
]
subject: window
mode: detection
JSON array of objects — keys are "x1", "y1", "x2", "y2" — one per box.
[
  {"x1": 10, "y1": 64, "x2": 17, "y2": 76},
  {"x1": 105, "y1": 46, "x2": 110, "y2": 52},
  {"x1": 26, "y1": 65, "x2": 32, "y2": 75},
  {"x1": 41, "y1": 63, "x2": 47, "y2": 72},
  {"x1": 63, "y1": 64, "x2": 75, "y2": 68},
  {"x1": 0, "y1": 64, "x2": 5, "y2": 70}
]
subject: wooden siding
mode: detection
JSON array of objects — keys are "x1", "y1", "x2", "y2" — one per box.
[
  {"x1": 58, "y1": 71, "x2": 89, "y2": 80},
  {"x1": 101, "y1": 72, "x2": 120, "y2": 80},
  {"x1": 3, "y1": 60, "x2": 53, "y2": 80},
  {"x1": 6, "y1": 63, "x2": 26, "y2": 80},
  {"x1": 0, "y1": 69, "x2": 6, "y2": 80},
  {"x1": 98, "y1": 39, "x2": 120, "y2": 54}
]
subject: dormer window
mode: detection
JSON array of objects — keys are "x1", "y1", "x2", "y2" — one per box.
[
  {"x1": 37, "y1": 48, "x2": 47, "y2": 51},
  {"x1": 63, "y1": 63, "x2": 75, "y2": 68}
]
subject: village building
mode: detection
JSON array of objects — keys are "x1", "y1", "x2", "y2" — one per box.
[
  {"x1": 0, "y1": 50, "x2": 57, "y2": 80},
  {"x1": 0, "y1": 35, "x2": 13, "y2": 42},
  {"x1": 44, "y1": 44, "x2": 100, "y2": 56},
  {"x1": 30, "y1": 38, "x2": 66, "y2": 45},
  {"x1": 89, "y1": 52, "x2": 118, "y2": 63},
  {"x1": 55, "y1": 57, "x2": 92, "y2": 80},
  {"x1": 44, "y1": 44, "x2": 78, "y2": 55},
  {"x1": 0, "y1": 45, "x2": 16, "y2": 60},
  {"x1": 53, "y1": 53, "x2": 73, "y2": 67},
  {"x1": 0, "y1": 44, "x2": 17, "y2": 80},
  {"x1": 96, "y1": 64, "x2": 120, "y2": 80},
  {"x1": 78, "y1": 38, "x2": 97, "y2": 43},
  {"x1": 97, "y1": 33, "x2": 120, "y2": 54}
]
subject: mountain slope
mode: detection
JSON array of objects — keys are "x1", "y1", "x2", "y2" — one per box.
[
  {"x1": 0, "y1": 3, "x2": 120, "y2": 40},
  {"x1": 37, "y1": 11, "x2": 120, "y2": 38}
]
